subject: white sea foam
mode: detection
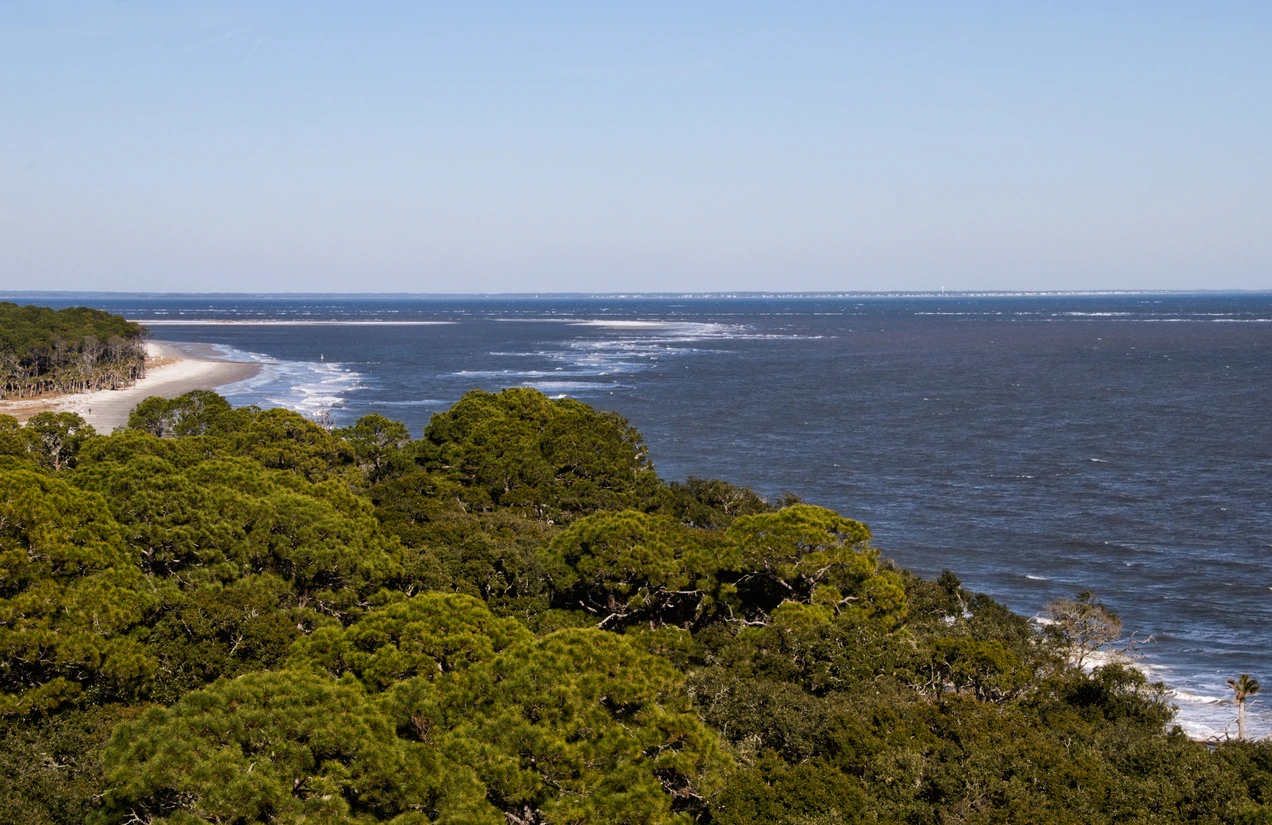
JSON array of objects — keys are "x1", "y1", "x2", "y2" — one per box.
[
  {"x1": 207, "y1": 345, "x2": 363, "y2": 420},
  {"x1": 568, "y1": 319, "x2": 807, "y2": 341},
  {"x1": 1166, "y1": 686, "x2": 1269, "y2": 741},
  {"x1": 448, "y1": 319, "x2": 763, "y2": 398},
  {"x1": 479, "y1": 318, "x2": 826, "y2": 401},
  {"x1": 570, "y1": 320, "x2": 685, "y2": 329},
  {"x1": 1137, "y1": 318, "x2": 1272, "y2": 323},
  {"x1": 1031, "y1": 642, "x2": 1272, "y2": 741},
  {"x1": 134, "y1": 319, "x2": 454, "y2": 326},
  {"x1": 457, "y1": 369, "x2": 615, "y2": 379},
  {"x1": 520, "y1": 380, "x2": 623, "y2": 392},
  {"x1": 1025, "y1": 575, "x2": 1049, "y2": 581},
  {"x1": 1172, "y1": 689, "x2": 1225, "y2": 705}
]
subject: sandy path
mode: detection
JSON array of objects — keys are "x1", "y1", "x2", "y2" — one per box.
[{"x1": 0, "y1": 342, "x2": 260, "y2": 434}]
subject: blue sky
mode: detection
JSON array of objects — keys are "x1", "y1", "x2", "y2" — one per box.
[{"x1": 2, "y1": 2, "x2": 1268, "y2": 293}]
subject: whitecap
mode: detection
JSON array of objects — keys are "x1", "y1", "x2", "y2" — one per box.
[
  {"x1": 1171, "y1": 689, "x2": 1225, "y2": 705},
  {"x1": 570, "y1": 320, "x2": 684, "y2": 329},
  {"x1": 520, "y1": 380, "x2": 622, "y2": 392},
  {"x1": 456, "y1": 369, "x2": 611, "y2": 379},
  {"x1": 206, "y1": 344, "x2": 364, "y2": 421},
  {"x1": 133, "y1": 319, "x2": 454, "y2": 326}
]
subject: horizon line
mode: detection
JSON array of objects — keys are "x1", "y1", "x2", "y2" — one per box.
[{"x1": 3, "y1": 288, "x2": 1270, "y2": 300}]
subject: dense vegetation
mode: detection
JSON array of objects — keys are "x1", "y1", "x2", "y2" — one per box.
[
  {"x1": 0, "y1": 302, "x2": 147, "y2": 399},
  {"x1": 2, "y1": 386, "x2": 1270, "y2": 824}
]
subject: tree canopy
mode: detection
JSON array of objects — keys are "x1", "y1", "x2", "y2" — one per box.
[
  {"x1": 412, "y1": 388, "x2": 663, "y2": 522},
  {"x1": 3, "y1": 387, "x2": 1271, "y2": 825},
  {"x1": 0, "y1": 302, "x2": 147, "y2": 399}
]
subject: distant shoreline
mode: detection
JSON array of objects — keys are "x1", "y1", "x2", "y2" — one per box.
[
  {"x1": 4, "y1": 289, "x2": 1272, "y2": 301},
  {"x1": 0, "y1": 341, "x2": 259, "y2": 433}
]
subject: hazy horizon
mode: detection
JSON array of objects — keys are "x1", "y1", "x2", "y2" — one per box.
[
  {"x1": 6, "y1": 288, "x2": 1270, "y2": 301},
  {"x1": 3, "y1": 3, "x2": 1269, "y2": 293}
]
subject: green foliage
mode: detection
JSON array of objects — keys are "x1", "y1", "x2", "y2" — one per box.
[
  {"x1": 4, "y1": 390, "x2": 1272, "y2": 824},
  {"x1": 125, "y1": 390, "x2": 234, "y2": 438},
  {"x1": 0, "y1": 703, "x2": 144, "y2": 825},
  {"x1": 0, "y1": 470, "x2": 154, "y2": 714},
  {"x1": 414, "y1": 388, "x2": 663, "y2": 522},
  {"x1": 74, "y1": 426, "x2": 224, "y2": 470},
  {"x1": 684, "y1": 576, "x2": 1264, "y2": 824},
  {"x1": 226, "y1": 407, "x2": 356, "y2": 481},
  {"x1": 21, "y1": 411, "x2": 96, "y2": 470},
  {"x1": 546, "y1": 510, "x2": 726, "y2": 630},
  {"x1": 924, "y1": 636, "x2": 1031, "y2": 701},
  {"x1": 337, "y1": 413, "x2": 413, "y2": 484},
  {"x1": 1056, "y1": 663, "x2": 1176, "y2": 728},
  {"x1": 73, "y1": 454, "x2": 403, "y2": 616},
  {"x1": 303, "y1": 595, "x2": 731, "y2": 823},
  {"x1": 1235, "y1": 806, "x2": 1272, "y2": 825},
  {"x1": 732, "y1": 614, "x2": 915, "y2": 692},
  {"x1": 369, "y1": 471, "x2": 555, "y2": 618},
  {"x1": 0, "y1": 414, "x2": 25, "y2": 458},
  {"x1": 0, "y1": 303, "x2": 146, "y2": 399},
  {"x1": 369, "y1": 468, "x2": 489, "y2": 529},
  {"x1": 428, "y1": 628, "x2": 728, "y2": 824},
  {"x1": 100, "y1": 604, "x2": 727, "y2": 825},
  {"x1": 1216, "y1": 740, "x2": 1272, "y2": 811},
  {"x1": 659, "y1": 476, "x2": 775, "y2": 529},
  {"x1": 65, "y1": 443, "x2": 405, "y2": 704},
  {"x1": 540, "y1": 504, "x2": 906, "y2": 633},
  {"x1": 712, "y1": 754, "x2": 865, "y2": 825},
  {"x1": 142, "y1": 574, "x2": 329, "y2": 704},
  {"x1": 726, "y1": 504, "x2": 906, "y2": 625},
  {"x1": 95, "y1": 670, "x2": 429, "y2": 825},
  {"x1": 289, "y1": 592, "x2": 534, "y2": 690}
]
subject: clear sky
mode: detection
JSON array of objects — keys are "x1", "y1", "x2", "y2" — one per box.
[{"x1": 2, "y1": 2, "x2": 1269, "y2": 293}]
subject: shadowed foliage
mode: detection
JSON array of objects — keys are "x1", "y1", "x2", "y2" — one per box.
[
  {"x1": 1, "y1": 385, "x2": 1269, "y2": 825},
  {"x1": 0, "y1": 303, "x2": 146, "y2": 399}
]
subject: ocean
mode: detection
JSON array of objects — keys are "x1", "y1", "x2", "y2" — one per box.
[{"x1": 11, "y1": 291, "x2": 1271, "y2": 739}]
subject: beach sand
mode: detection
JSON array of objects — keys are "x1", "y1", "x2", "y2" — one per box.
[{"x1": 0, "y1": 342, "x2": 260, "y2": 434}]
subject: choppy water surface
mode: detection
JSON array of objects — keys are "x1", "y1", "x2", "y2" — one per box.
[{"x1": 18, "y1": 292, "x2": 1272, "y2": 738}]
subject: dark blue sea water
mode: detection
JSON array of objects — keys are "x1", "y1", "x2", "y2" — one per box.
[{"x1": 10, "y1": 291, "x2": 1272, "y2": 738}]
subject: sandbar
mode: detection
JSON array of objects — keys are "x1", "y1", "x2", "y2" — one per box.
[{"x1": 0, "y1": 342, "x2": 259, "y2": 434}]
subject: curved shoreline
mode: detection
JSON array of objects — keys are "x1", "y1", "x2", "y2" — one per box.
[{"x1": 0, "y1": 341, "x2": 260, "y2": 433}]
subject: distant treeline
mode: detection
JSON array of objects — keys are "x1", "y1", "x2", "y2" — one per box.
[
  {"x1": 0, "y1": 302, "x2": 147, "y2": 399},
  {"x1": 2, "y1": 388, "x2": 1271, "y2": 824}
]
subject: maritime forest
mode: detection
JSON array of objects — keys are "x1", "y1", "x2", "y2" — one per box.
[
  {"x1": 0, "y1": 303, "x2": 147, "y2": 400},
  {"x1": 2, "y1": 307, "x2": 1271, "y2": 825}
]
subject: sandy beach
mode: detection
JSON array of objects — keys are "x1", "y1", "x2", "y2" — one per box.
[{"x1": 0, "y1": 341, "x2": 260, "y2": 433}]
